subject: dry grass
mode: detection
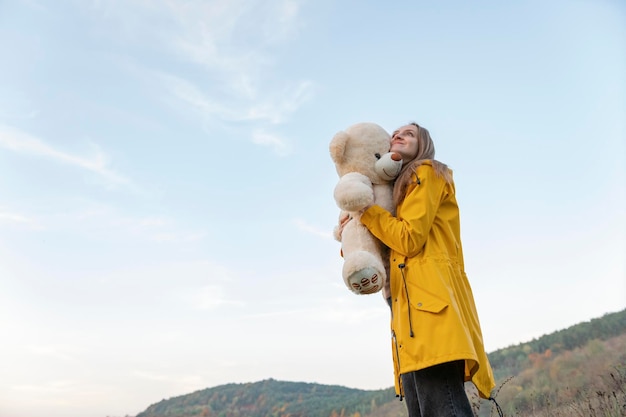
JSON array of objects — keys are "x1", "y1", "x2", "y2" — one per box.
[{"x1": 487, "y1": 366, "x2": 626, "y2": 417}]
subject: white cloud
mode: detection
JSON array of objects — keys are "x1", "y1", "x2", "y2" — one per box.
[
  {"x1": 73, "y1": 204, "x2": 206, "y2": 244},
  {"x1": 130, "y1": 370, "x2": 209, "y2": 400},
  {"x1": 157, "y1": 73, "x2": 239, "y2": 122},
  {"x1": 91, "y1": 0, "x2": 307, "y2": 99},
  {"x1": 158, "y1": 72, "x2": 314, "y2": 152},
  {"x1": 314, "y1": 297, "x2": 388, "y2": 325},
  {"x1": 11, "y1": 379, "x2": 79, "y2": 394},
  {"x1": 158, "y1": 71, "x2": 314, "y2": 124},
  {"x1": 85, "y1": 0, "x2": 314, "y2": 145},
  {"x1": 188, "y1": 284, "x2": 244, "y2": 310},
  {"x1": 130, "y1": 370, "x2": 170, "y2": 382},
  {"x1": 293, "y1": 218, "x2": 333, "y2": 239},
  {"x1": 240, "y1": 294, "x2": 387, "y2": 326},
  {"x1": 26, "y1": 345, "x2": 80, "y2": 362},
  {"x1": 245, "y1": 80, "x2": 315, "y2": 124},
  {"x1": 164, "y1": 0, "x2": 303, "y2": 71},
  {"x1": 252, "y1": 129, "x2": 292, "y2": 156},
  {"x1": 0, "y1": 125, "x2": 129, "y2": 187},
  {"x1": 166, "y1": 0, "x2": 254, "y2": 71},
  {"x1": 261, "y1": 0, "x2": 301, "y2": 43},
  {"x1": 94, "y1": 259, "x2": 242, "y2": 296},
  {"x1": 19, "y1": 0, "x2": 47, "y2": 12},
  {"x1": 0, "y1": 91, "x2": 39, "y2": 121},
  {"x1": 0, "y1": 208, "x2": 35, "y2": 226},
  {"x1": 0, "y1": 201, "x2": 203, "y2": 244}
]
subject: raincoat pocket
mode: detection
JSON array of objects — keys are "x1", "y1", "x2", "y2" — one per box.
[
  {"x1": 409, "y1": 286, "x2": 449, "y2": 314},
  {"x1": 406, "y1": 258, "x2": 453, "y2": 314}
]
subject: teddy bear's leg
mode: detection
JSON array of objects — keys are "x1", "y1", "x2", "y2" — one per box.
[{"x1": 342, "y1": 251, "x2": 387, "y2": 295}]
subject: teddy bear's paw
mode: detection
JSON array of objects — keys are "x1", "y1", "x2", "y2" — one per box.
[
  {"x1": 336, "y1": 195, "x2": 374, "y2": 213},
  {"x1": 346, "y1": 266, "x2": 384, "y2": 295}
]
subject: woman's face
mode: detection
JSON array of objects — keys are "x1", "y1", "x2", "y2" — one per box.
[{"x1": 391, "y1": 124, "x2": 419, "y2": 163}]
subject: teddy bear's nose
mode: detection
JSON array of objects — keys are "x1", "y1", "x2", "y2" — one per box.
[{"x1": 391, "y1": 153, "x2": 402, "y2": 161}]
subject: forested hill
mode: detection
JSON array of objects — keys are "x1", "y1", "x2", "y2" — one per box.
[
  {"x1": 134, "y1": 308, "x2": 626, "y2": 417},
  {"x1": 135, "y1": 379, "x2": 400, "y2": 417},
  {"x1": 487, "y1": 308, "x2": 626, "y2": 381}
]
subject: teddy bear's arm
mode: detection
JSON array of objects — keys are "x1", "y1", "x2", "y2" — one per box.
[{"x1": 333, "y1": 172, "x2": 374, "y2": 212}]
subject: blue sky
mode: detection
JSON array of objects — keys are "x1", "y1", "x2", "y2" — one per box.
[{"x1": 0, "y1": 1, "x2": 624, "y2": 416}]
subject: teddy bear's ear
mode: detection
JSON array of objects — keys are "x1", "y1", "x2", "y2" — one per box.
[{"x1": 329, "y1": 131, "x2": 349, "y2": 164}]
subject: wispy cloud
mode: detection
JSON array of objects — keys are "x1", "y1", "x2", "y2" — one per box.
[
  {"x1": 245, "y1": 80, "x2": 315, "y2": 124},
  {"x1": 157, "y1": 73, "x2": 313, "y2": 155},
  {"x1": 130, "y1": 370, "x2": 170, "y2": 382},
  {"x1": 129, "y1": 214, "x2": 206, "y2": 243},
  {"x1": 0, "y1": 125, "x2": 129, "y2": 187},
  {"x1": 158, "y1": 72, "x2": 314, "y2": 123},
  {"x1": 19, "y1": 0, "x2": 47, "y2": 12},
  {"x1": 293, "y1": 218, "x2": 333, "y2": 239},
  {"x1": 0, "y1": 91, "x2": 39, "y2": 121},
  {"x1": 314, "y1": 299, "x2": 388, "y2": 325},
  {"x1": 73, "y1": 204, "x2": 205, "y2": 244},
  {"x1": 189, "y1": 284, "x2": 244, "y2": 311},
  {"x1": 157, "y1": 73, "x2": 239, "y2": 122},
  {"x1": 130, "y1": 370, "x2": 208, "y2": 396},
  {"x1": 26, "y1": 344, "x2": 80, "y2": 362},
  {"x1": 86, "y1": 0, "x2": 314, "y2": 153},
  {"x1": 0, "y1": 207, "x2": 37, "y2": 227},
  {"x1": 163, "y1": 0, "x2": 303, "y2": 81},
  {"x1": 11, "y1": 379, "x2": 78, "y2": 394},
  {"x1": 252, "y1": 129, "x2": 291, "y2": 156},
  {"x1": 242, "y1": 297, "x2": 387, "y2": 325}
]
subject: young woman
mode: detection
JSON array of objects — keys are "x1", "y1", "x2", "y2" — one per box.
[{"x1": 359, "y1": 123, "x2": 495, "y2": 416}]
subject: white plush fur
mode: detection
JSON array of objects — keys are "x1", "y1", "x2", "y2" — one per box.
[{"x1": 329, "y1": 122, "x2": 402, "y2": 295}]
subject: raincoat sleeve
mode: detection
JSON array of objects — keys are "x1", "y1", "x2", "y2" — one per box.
[{"x1": 360, "y1": 165, "x2": 446, "y2": 258}]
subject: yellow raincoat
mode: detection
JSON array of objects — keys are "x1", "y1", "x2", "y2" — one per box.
[{"x1": 360, "y1": 161, "x2": 495, "y2": 399}]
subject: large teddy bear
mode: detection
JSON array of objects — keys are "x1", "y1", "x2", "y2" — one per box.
[{"x1": 329, "y1": 122, "x2": 402, "y2": 295}]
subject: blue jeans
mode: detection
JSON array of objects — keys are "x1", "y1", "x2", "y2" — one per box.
[{"x1": 401, "y1": 360, "x2": 474, "y2": 417}]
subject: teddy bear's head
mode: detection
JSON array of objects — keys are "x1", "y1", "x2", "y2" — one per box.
[{"x1": 329, "y1": 122, "x2": 402, "y2": 185}]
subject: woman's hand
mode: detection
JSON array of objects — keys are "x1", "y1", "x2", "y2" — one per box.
[{"x1": 333, "y1": 212, "x2": 352, "y2": 241}]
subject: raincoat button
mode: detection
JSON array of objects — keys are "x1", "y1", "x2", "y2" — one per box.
[{"x1": 417, "y1": 302, "x2": 423, "y2": 307}]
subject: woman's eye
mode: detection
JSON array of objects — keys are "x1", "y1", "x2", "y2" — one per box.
[{"x1": 375, "y1": 153, "x2": 381, "y2": 159}]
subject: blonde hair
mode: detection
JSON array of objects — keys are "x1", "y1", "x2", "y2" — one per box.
[{"x1": 392, "y1": 122, "x2": 452, "y2": 206}]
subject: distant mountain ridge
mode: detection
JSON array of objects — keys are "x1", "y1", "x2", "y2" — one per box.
[
  {"x1": 136, "y1": 379, "x2": 400, "y2": 417},
  {"x1": 487, "y1": 308, "x2": 626, "y2": 380},
  {"x1": 135, "y1": 308, "x2": 626, "y2": 417}
]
